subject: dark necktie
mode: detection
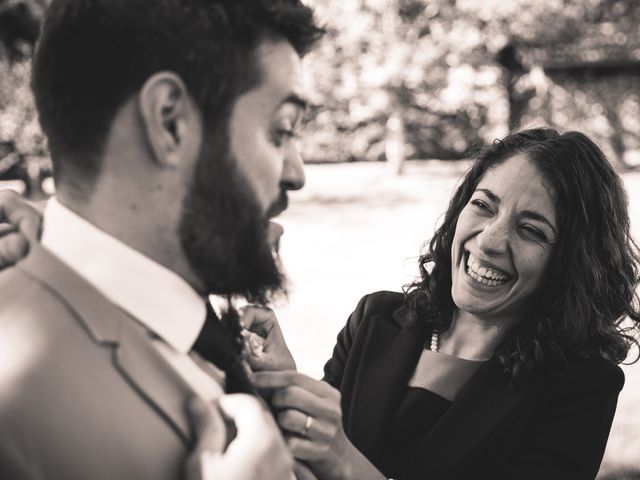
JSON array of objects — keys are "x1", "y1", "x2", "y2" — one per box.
[{"x1": 192, "y1": 303, "x2": 257, "y2": 395}]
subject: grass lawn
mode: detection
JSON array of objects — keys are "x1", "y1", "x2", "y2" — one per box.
[{"x1": 276, "y1": 161, "x2": 640, "y2": 479}]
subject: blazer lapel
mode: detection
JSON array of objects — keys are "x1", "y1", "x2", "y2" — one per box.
[
  {"x1": 403, "y1": 357, "x2": 535, "y2": 479},
  {"x1": 347, "y1": 305, "x2": 428, "y2": 462},
  {"x1": 18, "y1": 245, "x2": 196, "y2": 446}
]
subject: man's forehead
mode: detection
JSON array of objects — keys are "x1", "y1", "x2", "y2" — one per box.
[{"x1": 253, "y1": 39, "x2": 306, "y2": 110}]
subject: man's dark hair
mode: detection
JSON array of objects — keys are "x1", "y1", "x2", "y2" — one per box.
[
  {"x1": 32, "y1": 0, "x2": 323, "y2": 186},
  {"x1": 403, "y1": 128, "x2": 640, "y2": 385}
]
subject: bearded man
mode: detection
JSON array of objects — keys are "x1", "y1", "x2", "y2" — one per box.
[{"x1": 0, "y1": 1, "x2": 323, "y2": 479}]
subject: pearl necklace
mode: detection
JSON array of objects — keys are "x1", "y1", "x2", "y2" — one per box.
[{"x1": 429, "y1": 331, "x2": 439, "y2": 352}]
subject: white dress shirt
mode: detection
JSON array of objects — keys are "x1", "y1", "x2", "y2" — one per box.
[{"x1": 41, "y1": 197, "x2": 224, "y2": 401}]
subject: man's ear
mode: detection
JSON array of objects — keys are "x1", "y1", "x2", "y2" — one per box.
[{"x1": 138, "y1": 71, "x2": 202, "y2": 168}]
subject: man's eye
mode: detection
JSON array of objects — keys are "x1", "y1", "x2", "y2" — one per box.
[
  {"x1": 272, "y1": 129, "x2": 296, "y2": 147},
  {"x1": 279, "y1": 129, "x2": 295, "y2": 138}
]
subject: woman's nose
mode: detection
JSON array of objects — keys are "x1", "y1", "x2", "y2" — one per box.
[{"x1": 476, "y1": 218, "x2": 510, "y2": 256}]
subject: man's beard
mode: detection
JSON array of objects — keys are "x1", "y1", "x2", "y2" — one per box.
[{"x1": 178, "y1": 129, "x2": 287, "y2": 306}]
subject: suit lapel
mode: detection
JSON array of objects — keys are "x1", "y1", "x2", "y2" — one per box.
[
  {"x1": 18, "y1": 245, "x2": 195, "y2": 446},
  {"x1": 114, "y1": 321, "x2": 195, "y2": 446},
  {"x1": 403, "y1": 357, "x2": 535, "y2": 479},
  {"x1": 347, "y1": 306, "x2": 428, "y2": 462}
]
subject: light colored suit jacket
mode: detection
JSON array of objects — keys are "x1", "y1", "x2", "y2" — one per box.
[{"x1": 0, "y1": 244, "x2": 199, "y2": 480}]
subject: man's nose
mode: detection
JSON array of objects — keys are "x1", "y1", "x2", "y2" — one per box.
[
  {"x1": 280, "y1": 142, "x2": 305, "y2": 191},
  {"x1": 476, "y1": 218, "x2": 510, "y2": 256}
]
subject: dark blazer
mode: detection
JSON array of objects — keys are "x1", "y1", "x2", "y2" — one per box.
[
  {"x1": 323, "y1": 291, "x2": 624, "y2": 480},
  {"x1": 0, "y1": 245, "x2": 201, "y2": 480}
]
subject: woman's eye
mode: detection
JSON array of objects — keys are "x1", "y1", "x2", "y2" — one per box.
[
  {"x1": 471, "y1": 199, "x2": 491, "y2": 213},
  {"x1": 520, "y1": 225, "x2": 547, "y2": 242}
]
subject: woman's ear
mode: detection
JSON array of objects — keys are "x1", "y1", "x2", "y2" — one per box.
[{"x1": 138, "y1": 71, "x2": 202, "y2": 168}]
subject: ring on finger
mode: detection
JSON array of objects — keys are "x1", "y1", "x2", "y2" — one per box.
[{"x1": 301, "y1": 415, "x2": 314, "y2": 437}]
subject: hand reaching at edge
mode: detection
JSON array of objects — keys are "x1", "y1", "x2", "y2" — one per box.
[
  {"x1": 0, "y1": 190, "x2": 41, "y2": 268},
  {"x1": 185, "y1": 394, "x2": 294, "y2": 480}
]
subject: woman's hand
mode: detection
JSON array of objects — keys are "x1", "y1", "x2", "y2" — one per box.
[
  {"x1": 185, "y1": 394, "x2": 294, "y2": 480},
  {"x1": 253, "y1": 371, "x2": 352, "y2": 480},
  {"x1": 0, "y1": 190, "x2": 41, "y2": 267},
  {"x1": 240, "y1": 306, "x2": 296, "y2": 372}
]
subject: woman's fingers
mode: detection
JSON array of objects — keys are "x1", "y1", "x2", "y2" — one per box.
[
  {"x1": 277, "y1": 409, "x2": 336, "y2": 442},
  {"x1": 0, "y1": 190, "x2": 41, "y2": 239},
  {"x1": 0, "y1": 231, "x2": 29, "y2": 267},
  {"x1": 268, "y1": 384, "x2": 341, "y2": 423},
  {"x1": 293, "y1": 460, "x2": 318, "y2": 480},
  {"x1": 240, "y1": 306, "x2": 297, "y2": 371},
  {"x1": 239, "y1": 305, "x2": 274, "y2": 335},
  {"x1": 254, "y1": 372, "x2": 341, "y2": 437},
  {"x1": 0, "y1": 191, "x2": 42, "y2": 268},
  {"x1": 286, "y1": 435, "x2": 332, "y2": 462},
  {"x1": 253, "y1": 371, "x2": 339, "y2": 400}
]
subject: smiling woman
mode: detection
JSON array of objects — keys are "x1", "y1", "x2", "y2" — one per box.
[
  {"x1": 248, "y1": 128, "x2": 640, "y2": 480},
  {"x1": 450, "y1": 154, "x2": 558, "y2": 329},
  {"x1": 405, "y1": 128, "x2": 640, "y2": 385}
]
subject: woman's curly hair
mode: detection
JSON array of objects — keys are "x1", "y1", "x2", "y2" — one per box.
[{"x1": 404, "y1": 128, "x2": 640, "y2": 385}]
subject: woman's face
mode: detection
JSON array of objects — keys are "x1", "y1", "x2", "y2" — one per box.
[{"x1": 450, "y1": 154, "x2": 558, "y2": 323}]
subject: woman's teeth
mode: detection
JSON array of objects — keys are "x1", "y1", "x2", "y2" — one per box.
[{"x1": 466, "y1": 254, "x2": 509, "y2": 287}]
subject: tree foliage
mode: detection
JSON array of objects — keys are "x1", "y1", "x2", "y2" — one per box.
[
  {"x1": 1, "y1": 0, "x2": 639, "y2": 180},
  {"x1": 301, "y1": 0, "x2": 640, "y2": 163}
]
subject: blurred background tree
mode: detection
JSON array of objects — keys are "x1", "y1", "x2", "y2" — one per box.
[
  {"x1": 302, "y1": 0, "x2": 640, "y2": 166},
  {"x1": 0, "y1": 0, "x2": 49, "y2": 197},
  {"x1": 1, "y1": 0, "x2": 639, "y2": 198}
]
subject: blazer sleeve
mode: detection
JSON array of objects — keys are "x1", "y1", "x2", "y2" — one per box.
[
  {"x1": 322, "y1": 294, "x2": 371, "y2": 389},
  {"x1": 506, "y1": 359, "x2": 624, "y2": 480},
  {"x1": 322, "y1": 291, "x2": 405, "y2": 389}
]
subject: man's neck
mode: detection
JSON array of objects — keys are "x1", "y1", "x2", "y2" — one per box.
[
  {"x1": 57, "y1": 187, "x2": 205, "y2": 294},
  {"x1": 42, "y1": 196, "x2": 208, "y2": 353}
]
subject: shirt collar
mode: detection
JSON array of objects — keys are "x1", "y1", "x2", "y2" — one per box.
[{"x1": 41, "y1": 197, "x2": 206, "y2": 353}]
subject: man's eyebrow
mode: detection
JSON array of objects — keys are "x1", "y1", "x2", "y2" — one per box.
[
  {"x1": 522, "y1": 210, "x2": 558, "y2": 235},
  {"x1": 279, "y1": 93, "x2": 308, "y2": 111}
]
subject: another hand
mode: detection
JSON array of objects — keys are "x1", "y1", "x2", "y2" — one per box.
[
  {"x1": 253, "y1": 371, "x2": 349, "y2": 480},
  {"x1": 0, "y1": 190, "x2": 41, "y2": 267},
  {"x1": 241, "y1": 306, "x2": 296, "y2": 372},
  {"x1": 185, "y1": 394, "x2": 294, "y2": 480}
]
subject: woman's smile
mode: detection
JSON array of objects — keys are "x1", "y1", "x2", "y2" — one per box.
[{"x1": 463, "y1": 252, "x2": 512, "y2": 288}]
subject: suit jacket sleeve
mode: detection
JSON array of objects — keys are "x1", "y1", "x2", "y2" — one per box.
[
  {"x1": 322, "y1": 294, "x2": 372, "y2": 389},
  {"x1": 0, "y1": 439, "x2": 44, "y2": 480},
  {"x1": 506, "y1": 359, "x2": 624, "y2": 480}
]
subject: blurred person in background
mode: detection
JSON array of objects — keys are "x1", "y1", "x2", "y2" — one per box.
[
  {"x1": 0, "y1": 0, "x2": 323, "y2": 479},
  {"x1": 245, "y1": 128, "x2": 640, "y2": 480}
]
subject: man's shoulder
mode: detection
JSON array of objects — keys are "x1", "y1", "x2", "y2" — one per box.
[
  {"x1": 0, "y1": 250, "x2": 111, "y2": 395},
  {"x1": 0, "y1": 262, "x2": 64, "y2": 319},
  {"x1": 0, "y1": 245, "x2": 91, "y2": 318}
]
